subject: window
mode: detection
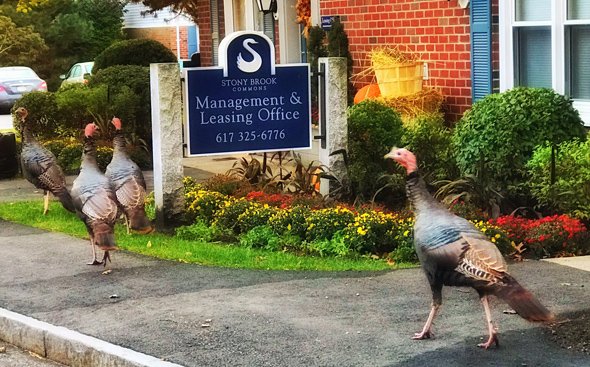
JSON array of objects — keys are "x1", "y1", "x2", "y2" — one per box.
[{"x1": 500, "y1": 0, "x2": 590, "y2": 125}]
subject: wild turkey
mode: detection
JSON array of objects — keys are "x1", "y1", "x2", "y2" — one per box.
[
  {"x1": 15, "y1": 107, "x2": 75, "y2": 215},
  {"x1": 384, "y1": 147, "x2": 553, "y2": 349},
  {"x1": 71, "y1": 123, "x2": 118, "y2": 266},
  {"x1": 105, "y1": 117, "x2": 153, "y2": 234}
]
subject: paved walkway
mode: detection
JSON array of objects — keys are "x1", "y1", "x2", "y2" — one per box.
[{"x1": 0, "y1": 157, "x2": 589, "y2": 366}]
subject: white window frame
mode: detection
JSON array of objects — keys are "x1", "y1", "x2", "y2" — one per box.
[{"x1": 500, "y1": 0, "x2": 590, "y2": 125}]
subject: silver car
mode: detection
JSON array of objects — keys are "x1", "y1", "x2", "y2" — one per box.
[
  {"x1": 0, "y1": 66, "x2": 47, "y2": 112},
  {"x1": 59, "y1": 61, "x2": 94, "y2": 87}
]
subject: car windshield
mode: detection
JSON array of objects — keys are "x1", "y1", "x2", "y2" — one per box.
[{"x1": 0, "y1": 68, "x2": 37, "y2": 79}]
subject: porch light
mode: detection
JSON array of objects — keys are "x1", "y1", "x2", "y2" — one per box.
[{"x1": 256, "y1": 0, "x2": 277, "y2": 14}]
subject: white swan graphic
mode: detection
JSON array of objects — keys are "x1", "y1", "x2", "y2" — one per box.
[{"x1": 236, "y1": 38, "x2": 262, "y2": 73}]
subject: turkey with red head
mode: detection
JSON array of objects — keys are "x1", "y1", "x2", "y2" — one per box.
[
  {"x1": 105, "y1": 117, "x2": 153, "y2": 234},
  {"x1": 71, "y1": 123, "x2": 118, "y2": 266},
  {"x1": 384, "y1": 147, "x2": 553, "y2": 349},
  {"x1": 15, "y1": 107, "x2": 75, "y2": 215}
]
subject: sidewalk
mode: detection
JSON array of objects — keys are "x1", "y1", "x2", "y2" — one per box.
[{"x1": 0, "y1": 158, "x2": 589, "y2": 366}]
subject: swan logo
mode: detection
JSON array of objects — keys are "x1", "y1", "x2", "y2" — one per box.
[{"x1": 236, "y1": 39, "x2": 262, "y2": 74}]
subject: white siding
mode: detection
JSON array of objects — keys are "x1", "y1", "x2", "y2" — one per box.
[{"x1": 123, "y1": 3, "x2": 194, "y2": 28}]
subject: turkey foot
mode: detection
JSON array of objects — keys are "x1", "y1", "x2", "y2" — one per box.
[
  {"x1": 102, "y1": 251, "x2": 112, "y2": 267},
  {"x1": 478, "y1": 296, "x2": 499, "y2": 349},
  {"x1": 477, "y1": 333, "x2": 499, "y2": 349},
  {"x1": 412, "y1": 330, "x2": 433, "y2": 340},
  {"x1": 412, "y1": 303, "x2": 439, "y2": 340},
  {"x1": 87, "y1": 241, "x2": 104, "y2": 265}
]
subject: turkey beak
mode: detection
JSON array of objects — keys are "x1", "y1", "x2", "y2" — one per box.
[{"x1": 384, "y1": 147, "x2": 399, "y2": 160}]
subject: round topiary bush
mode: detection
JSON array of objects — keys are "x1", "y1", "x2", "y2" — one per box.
[
  {"x1": 89, "y1": 65, "x2": 151, "y2": 142},
  {"x1": 402, "y1": 113, "x2": 458, "y2": 183},
  {"x1": 93, "y1": 38, "x2": 177, "y2": 72},
  {"x1": 452, "y1": 87, "x2": 586, "y2": 198},
  {"x1": 12, "y1": 92, "x2": 59, "y2": 140},
  {"x1": 347, "y1": 99, "x2": 404, "y2": 200}
]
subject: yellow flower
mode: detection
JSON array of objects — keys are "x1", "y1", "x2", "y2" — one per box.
[{"x1": 403, "y1": 230, "x2": 410, "y2": 237}]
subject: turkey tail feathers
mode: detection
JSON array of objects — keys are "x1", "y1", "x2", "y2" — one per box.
[
  {"x1": 128, "y1": 208, "x2": 154, "y2": 234},
  {"x1": 495, "y1": 277, "x2": 554, "y2": 322},
  {"x1": 92, "y1": 222, "x2": 118, "y2": 251}
]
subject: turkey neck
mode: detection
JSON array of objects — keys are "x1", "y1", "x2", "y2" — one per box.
[
  {"x1": 112, "y1": 130, "x2": 126, "y2": 156},
  {"x1": 405, "y1": 171, "x2": 442, "y2": 214},
  {"x1": 20, "y1": 122, "x2": 36, "y2": 144},
  {"x1": 81, "y1": 135, "x2": 99, "y2": 169}
]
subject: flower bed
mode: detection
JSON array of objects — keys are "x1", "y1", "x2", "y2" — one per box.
[
  {"x1": 178, "y1": 179, "x2": 590, "y2": 262},
  {"x1": 490, "y1": 215, "x2": 589, "y2": 258}
]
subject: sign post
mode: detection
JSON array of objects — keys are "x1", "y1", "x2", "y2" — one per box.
[{"x1": 183, "y1": 31, "x2": 311, "y2": 156}]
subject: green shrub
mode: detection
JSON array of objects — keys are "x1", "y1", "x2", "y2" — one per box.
[
  {"x1": 13, "y1": 92, "x2": 59, "y2": 140},
  {"x1": 347, "y1": 100, "x2": 404, "y2": 200},
  {"x1": 305, "y1": 206, "x2": 355, "y2": 241},
  {"x1": 239, "y1": 225, "x2": 282, "y2": 251},
  {"x1": 202, "y1": 174, "x2": 253, "y2": 196},
  {"x1": 185, "y1": 188, "x2": 228, "y2": 224},
  {"x1": 212, "y1": 198, "x2": 256, "y2": 233},
  {"x1": 306, "y1": 233, "x2": 351, "y2": 257},
  {"x1": 453, "y1": 87, "x2": 586, "y2": 202},
  {"x1": 42, "y1": 137, "x2": 78, "y2": 158},
  {"x1": 57, "y1": 141, "x2": 82, "y2": 174},
  {"x1": 175, "y1": 221, "x2": 214, "y2": 242},
  {"x1": 93, "y1": 39, "x2": 177, "y2": 72},
  {"x1": 526, "y1": 138, "x2": 590, "y2": 220},
  {"x1": 127, "y1": 145, "x2": 152, "y2": 170},
  {"x1": 236, "y1": 203, "x2": 280, "y2": 233},
  {"x1": 268, "y1": 206, "x2": 311, "y2": 238},
  {"x1": 96, "y1": 146, "x2": 113, "y2": 172},
  {"x1": 342, "y1": 211, "x2": 413, "y2": 255},
  {"x1": 89, "y1": 65, "x2": 152, "y2": 142},
  {"x1": 402, "y1": 113, "x2": 458, "y2": 182},
  {"x1": 54, "y1": 84, "x2": 93, "y2": 133}
]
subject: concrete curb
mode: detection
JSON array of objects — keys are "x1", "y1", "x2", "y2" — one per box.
[{"x1": 0, "y1": 307, "x2": 184, "y2": 367}]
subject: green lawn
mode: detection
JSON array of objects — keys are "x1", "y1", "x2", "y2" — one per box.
[{"x1": 0, "y1": 200, "x2": 412, "y2": 272}]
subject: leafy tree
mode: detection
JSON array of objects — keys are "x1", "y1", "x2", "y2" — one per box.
[{"x1": 0, "y1": 15, "x2": 47, "y2": 65}]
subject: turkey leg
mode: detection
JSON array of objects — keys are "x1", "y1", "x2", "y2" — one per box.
[
  {"x1": 87, "y1": 239, "x2": 104, "y2": 266},
  {"x1": 412, "y1": 303, "x2": 440, "y2": 339},
  {"x1": 43, "y1": 191, "x2": 49, "y2": 215},
  {"x1": 477, "y1": 295, "x2": 499, "y2": 349}
]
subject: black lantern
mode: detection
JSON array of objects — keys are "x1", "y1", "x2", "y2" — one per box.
[{"x1": 255, "y1": 0, "x2": 277, "y2": 14}]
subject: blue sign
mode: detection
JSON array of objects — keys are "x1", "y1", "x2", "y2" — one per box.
[
  {"x1": 183, "y1": 31, "x2": 311, "y2": 156},
  {"x1": 321, "y1": 16, "x2": 338, "y2": 30}
]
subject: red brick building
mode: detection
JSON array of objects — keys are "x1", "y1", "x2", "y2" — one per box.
[
  {"x1": 319, "y1": 0, "x2": 498, "y2": 122},
  {"x1": 136, "y1": 0, "x2": 590, "y2": 125}
]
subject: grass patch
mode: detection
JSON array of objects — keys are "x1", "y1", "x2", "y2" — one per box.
[{"x1": 0, "y1": 200, "x2": 414, "y2": 271}]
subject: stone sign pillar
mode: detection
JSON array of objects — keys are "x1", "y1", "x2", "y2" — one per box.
[
  {"x1": 318, "y1": 57, "x2": 349, "y2": 196},
  {"x1": 150, "y1": 63, "x2": 185, "y2": 231}
]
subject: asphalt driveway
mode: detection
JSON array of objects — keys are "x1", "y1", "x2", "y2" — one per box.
[{"x1": 0, "y1": 219, "x2": 588, "y2": 366}]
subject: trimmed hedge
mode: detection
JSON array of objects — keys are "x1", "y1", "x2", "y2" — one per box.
[{"x1": 93, "y1": 38, "x2": 177, "y2": 72}]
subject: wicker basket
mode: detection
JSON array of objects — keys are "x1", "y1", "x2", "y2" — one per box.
[{"x1": 374, "y1": 62, "x2": 423, "y2": 97}]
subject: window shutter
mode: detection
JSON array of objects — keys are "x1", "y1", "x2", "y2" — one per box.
[
  {"x1": 470, "y1": 0, "x2": 492, "y2": 102},
  {"x1": 187, "y1": 25, "x2": 198, "y2": 56}
]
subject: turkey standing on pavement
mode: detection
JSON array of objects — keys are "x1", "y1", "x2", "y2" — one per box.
[
  {"x1": 105, "y1": 117, "x2": 153, "y2": 234},
  {"x1": 384, "y1": 147, "x2": 553, "y2": 349},
  {"x1": 71, "y1": 123, "x2": 118, "y2": 266},
  {"x1": 15, "y1": 107, "x2": 75, "y2": 215}
]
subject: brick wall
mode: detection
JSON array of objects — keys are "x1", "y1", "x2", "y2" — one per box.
[
  {"x1": 320, "y1": 0, "x2": 495, "y2": 122},
  {"x1": 124, "y1": 27, "x2": 190, "y2": 59},
  {"x1": 196, "y1": 2, "x2": 213, "y2": 66}
]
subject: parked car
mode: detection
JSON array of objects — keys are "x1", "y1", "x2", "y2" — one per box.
[
  {"x1": 59, "y1": 62, "x2": 94, "y2": 87},
  {"x1": 0, "y1": 66, "x2": 47, "y2": 113}
]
